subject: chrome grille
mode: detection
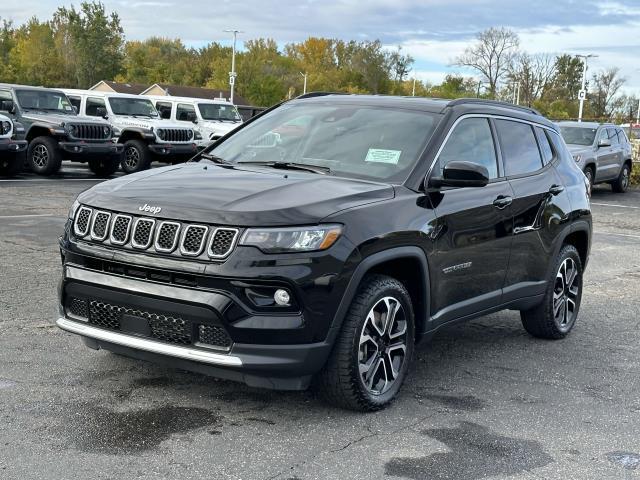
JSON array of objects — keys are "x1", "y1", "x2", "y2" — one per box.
[
  {"x1": 69, "y1": 123, "x2": 110, "y2": 140},
  {"x1": 132, "y1": 218, "x2": 155, "y2": 249},
  {"x1": 110, "y1": 215, "x2": 132, "y2": 245},
  {"x1": 157, "y1": 128, "x2": 193, "y2": 143},
  {"x1": 155, "y1": 221, "x2": 180, "y2": 253},
  {"x1": 74, "y1": 206, "x2": 92, "y2": 236},
  {"x1": 208, "y1": 228, "x2": 239, "y2": 258},
  {"x1": 90, "y1": 211, "x2": 111, "y2": 241},
  {"x1": 180, "y1": 225, "x2": 208, "y2": 256}
]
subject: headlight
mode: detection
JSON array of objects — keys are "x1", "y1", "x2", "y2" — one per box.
[
  {"x1": 573, "y1": 154, "x2": 582, "y2": 162},
  {"x1": 240, "y1": 225, "x2": 343, "y2": 253},
  {"x1": 1, "y1": 121, "x2": 11, "y2": 135},
  {"x1": 68, "y1": 199, "x2": 81, "y2": 220}
]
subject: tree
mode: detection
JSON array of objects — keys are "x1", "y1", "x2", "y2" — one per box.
[
  {"x1": 387, "y1": 46, "x2": 414, "y2": 82},
  {"x1": 507, "y1": 52, "x2": 555, "y2": 106},
  {"x1": 454, "y1": 27, "x2": 519, "y2": 97},
  {"x1": 9, "y1": 18, "x2": 64, "y2": 86},
  {"x1": 589, "y1": 67, "x2": 626, "y2": 120}
]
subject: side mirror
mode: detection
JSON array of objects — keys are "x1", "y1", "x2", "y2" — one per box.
[
  {"x1": 597, "y1": 138, "x2": 611, "y2": 148},
  {"x1": 95, "y1": 106, "x2": 108, "y2": 119},
  {"x1": 428, "y1": 161, "x2": 490, "y2": 189},
  {"x1": 0, "y1": 100, "x2": 15, "y2": 113}
]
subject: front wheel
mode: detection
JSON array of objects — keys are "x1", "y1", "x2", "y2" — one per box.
[
  {"x1": 611, "y1": 163, "x2": 630, "y2": 193},
  {"x1": 521, "y1": 245, "x2": 583, "y2": 339},
  {"x1": 121, "y1": 139, "x2": 150, "y2": 174},
  {"x1": 316, "y1": 274, "x2": 415, "y2": 411},
  {"x1": 27, "y1": 136, "x2": 62, "y2": 175}
]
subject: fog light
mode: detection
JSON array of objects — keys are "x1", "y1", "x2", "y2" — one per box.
[{"x1": 274, "y1": 289, "x2": 291, "y2": 306}]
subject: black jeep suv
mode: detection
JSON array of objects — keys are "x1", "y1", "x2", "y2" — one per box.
[{"x1": 57, "y1": 95, "x2": 592, "y2": 411}]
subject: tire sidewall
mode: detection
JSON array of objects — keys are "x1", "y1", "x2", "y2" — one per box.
[
  {"x1": 27, "y1": 137, "x2": 61, "y2": 175},
  {"x1": 349, "y1": 280, "x2": 415, "y2": 408}
]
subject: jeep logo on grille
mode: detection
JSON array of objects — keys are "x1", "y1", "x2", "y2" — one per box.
[{"x1": 139, "y1": 204, "x2": 162, "y2": 214}]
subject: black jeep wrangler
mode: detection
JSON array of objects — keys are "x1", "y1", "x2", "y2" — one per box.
[
  {"x1": 0, "y1": 84, "x2": 123, "y2": 176},
  {"x1": 57, "y1": 94, "x2": 592, "y2": 410}
]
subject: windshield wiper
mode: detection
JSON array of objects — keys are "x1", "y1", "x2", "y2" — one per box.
[
  {"x1": 238, "y1": 161, "x2": 330, "y2": 175},
  {"x1": 131, "y1": 113, "x2": 156, "y2": 118},
  {"x1": 199, "y1": 152, "x2": 231, "y2": 165}
]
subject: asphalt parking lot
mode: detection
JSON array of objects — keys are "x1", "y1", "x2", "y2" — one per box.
[{"x1": 1, "y1": 163, "x2": 639, "y2": 480}]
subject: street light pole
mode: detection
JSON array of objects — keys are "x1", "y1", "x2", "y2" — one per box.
[
  {"x1": 224, "y1": 29, "x2": 243, "y2": 104},
  {"x1": 636, "y1": 98, "x2": 640, "y2": 125},
  {"x1": 300, "y1": 72, "x2": 308, "y2": 95},
  {"x1": 412, "y1": 77, "x2": 416, "y2": 97},
  {"x1": 577, "y1": 54, "x2": 597, "y2": 122}
]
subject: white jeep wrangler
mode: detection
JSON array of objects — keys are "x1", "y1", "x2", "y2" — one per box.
[
  {"x1": 0, "y1": 113, "x2": 27, "y2": 177},
  {"x1": 62, "y1": 89, "x2": 199, "y2": 173}
]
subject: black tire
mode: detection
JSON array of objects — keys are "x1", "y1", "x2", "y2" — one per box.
[
  {"x1": 121, "y1": 139, "x2": 150, "y2": 174},
  {"x1": 88, "y1": 157, "x2": 120, "y2": 177},
  {"x1": 315, "y1": 274, "x2": 415, "y2": 411},
  {"x1": 611, "y1": 163, "x2": 630, "y2": 193},
  {"x1": 27, "y1": 136, "x2": 62, "y2": 175},
  {"x1": 521, "y1": 245, "x2": 583, "y2": 339},
  {"x1": 583, "y1": 166, "x2": 594, "y2": 189},
  {"x1": 0, "y1": 151, "x2": 24, "y2": 177}
]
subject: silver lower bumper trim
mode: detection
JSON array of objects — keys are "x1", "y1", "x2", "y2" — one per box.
[{"x1": 56, "y1": 317, "x2": 242, "y2": 367}]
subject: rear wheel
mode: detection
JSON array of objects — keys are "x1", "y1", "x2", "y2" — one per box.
[
  {"x1": 521, "y1": 245, "x2": 583, "y2": 339},
  {"x1": 0, "y1": 152, "x2": 24, "y2": 177},
  {"x1": 88, "y1": 157, "x2": 120, "y2": 177},
  {"x1": 316, "y1": 274, "x2": 415, "y2": 411},
  {"x1": 583, "y1": 166, "x2": 594, "y2": 189},
  {"x1": 27, "y1": 136, "x2": 62, "y2": 175},
  {"x1": 611, "y1": 163, "x2": 630, "y2": 193},
  {"x1": 121, "y1": 139, "x2": 150, "y2": 174}
]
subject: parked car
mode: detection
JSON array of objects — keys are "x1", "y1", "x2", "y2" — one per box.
[
  {"x1": 62, "y1": 89, "x2": 199, "y2": 174},
  {"x1": 0, "y1": 112, "x2": 27, "y2": 177},
  {"x1": 57, "y1": 95, "x2": 592, "y2": 411},
  {"x1": 143, "y1": 94, "x2": 242, "y2": 148},
  {"x1": 0, "y1": 84, "x2": 123, "y2": 176},
  {"x1": 558, "y1": 121, "x2": 633, "y2": 193}
]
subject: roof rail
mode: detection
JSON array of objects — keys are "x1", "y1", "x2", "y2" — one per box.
[
  {"x1": 295, "y1": 91, "x2": 346, "y2": 100},
  {"x1": 448, "y1": 98, "x2": 542, "y2": 116}
]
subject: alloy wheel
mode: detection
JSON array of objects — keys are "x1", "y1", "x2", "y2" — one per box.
[
  {"x1": 622, "y1": 167, "x2": 630, "y2": 190},
  {"x1": 32, "y1": 144, "x2": 49, "y2": 168},
  {"x1": 553, "y1": 258, "x2": 580, "y2": 332},
  {"x1": 358, "y1": 296, "x2": 408, "y2": 395},
  {"x1": 124, "y1": 146, "x2": 140, "y2": 169}
]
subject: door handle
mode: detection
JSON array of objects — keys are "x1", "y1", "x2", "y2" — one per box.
[
  {"x1": 549, "y1": 184, "x2": 565, "y2": 196},
  {"x1": 493, "y1": 195, "x2": 512, "y2": 209}
]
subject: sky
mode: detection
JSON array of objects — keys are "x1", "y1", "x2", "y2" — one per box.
[{"x1": 4, "y1": 0, "x2": 640, "y2": 95}]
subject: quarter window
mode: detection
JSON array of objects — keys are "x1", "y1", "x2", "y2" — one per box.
[
  {"x1": 535, "y1": 127, "x2": 554, "y2": 165},
  {"x1": 437, "y1": 117, "x2": 498, "y2": 179},
  {"x1": 495, "y1": 119, "x2": 543, "y2": 176},
  {"x1": 176, "y1": 103, "x2": 196, "y2": 121},
  {"x1": 86, "y1": 97, "x2": 106, "y2": 117}
]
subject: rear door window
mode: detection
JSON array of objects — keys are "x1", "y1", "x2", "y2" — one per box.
[
  {"x1": 607, "y1": 128, "x2": 619, "y2": 145},
  {"x1": 437, "y1": 117, "x2": 499, "y2": 179},
  {"x1": 495, "y1": 119, "x2": 543, "y2": 176}
]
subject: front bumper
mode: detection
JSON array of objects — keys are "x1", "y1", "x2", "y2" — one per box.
[
  {"x1": 0, "y1": 138, "x2": 27, "y2": 152},
  {"x1": 59, "y1": 141, "x2": 124, "y2": 155},
  {"x1": 148, "y1": 143, "x2": 198, "y2": 156}
]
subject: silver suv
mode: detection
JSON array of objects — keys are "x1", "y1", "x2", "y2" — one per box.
[{"x1": 558, "y1": 121, "x2": 633, "y2": 193}]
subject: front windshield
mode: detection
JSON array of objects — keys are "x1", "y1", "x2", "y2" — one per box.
[
  {"x1": 15, "y1": 89, "x2": 75, "y2": 114},
  {"x1": 108, "y1": 97, "x2": 158, "y2": 117},
  {"x1": 198, "y1": 103, "x2": 241, "y2": 122},
  {"x1": 207, "y1": 103, "x2": 440, "y2": 182},
  {"x1": 560, "y1": 126, "x2": 597, "y2": 146}
]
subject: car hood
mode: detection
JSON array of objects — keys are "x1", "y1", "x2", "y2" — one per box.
[
  {"x1": 115, "y1": 117, "x2": 190, "y2": 130},
  {"x1": 21, "y1": 112, "x2": 107, "y2": 127},
  {"x1": 565, "y1": 144, "x2": 593, "y2": 155},
  {"x1": 78, "y1": 163, "x2": 394, "y2": 226},
  {"x1": 199, "y1": 121, "x2": 241, "y2": 133}
]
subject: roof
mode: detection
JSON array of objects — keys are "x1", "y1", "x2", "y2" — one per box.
[
  {"x1": 142, "y1": 83, "x2": 250, "y2": 106},
  {"x1": 0, "y1": 83, "x2": 66, "y2": 93},
  {"x1": 141, "y1": 93, "x2": 233, "y2": 105},
  {"x1": 61, "y1": 88, "x2": 147, "y2": 100},
  {"x1": 556, "y1": 120, "x2": 612, "y2": 128},
  {"x1": 90, "y1": 80, "x2": 148, "y2": 95}
]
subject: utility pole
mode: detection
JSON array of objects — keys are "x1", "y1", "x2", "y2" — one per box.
[
  {"x1": 515, "y1": 82, "x2": 521, "y2": 105},
  {"x1": 412, "y1": 77, "x2": 416, "y2": 97},
  {"x1": 576, "y1": 54, "x2": 597, "y2": 122},
  {"x1": 224, "y1": 29, "x2": 243, "y2": 104},
  {"x1": 636, "y1": 98, "x2": 640, "y2": 125},
  {"x1": 300, "y1": 72, "x2": 308, "y2": 95},
  {"x1": 476, "y1": 80, "x2": 482, "y2": 98}
]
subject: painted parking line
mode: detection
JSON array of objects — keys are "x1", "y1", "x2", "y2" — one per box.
[
  {"x1": 591, "y1": 202, "x2": 640, "y2": 210},
  {"x1": 594, "y1": 231, "x2": 640, "y2": 240},
  {"x1": 0, "y1": 214, "x2": 60, "y2": 219}
]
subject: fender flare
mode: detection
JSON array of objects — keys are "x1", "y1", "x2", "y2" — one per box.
[
  {"x1": 118, "y1": 127, "x2": 155, "y2": 142},
  {"x1": 327, "y1": 246, "x2": 431, "y2": 343},
  {"x1": 545, "y1": 221, "x2": 591, "y2": 280}
]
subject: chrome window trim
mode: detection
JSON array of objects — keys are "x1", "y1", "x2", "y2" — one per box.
[
  {"x1": 131, "y1": 217, "x2": 156, "y2": 249},
  {"x1": 109, "y1": 214, "x2": 132, "y2": 245},
  {"x1": 179, "y1": 224, "x2": 209, "y2": 256},
  {"x1": 73, "y1": 206, "x2": 93, "y2": 237},
  {"x1": 89, "y1": 210, "x2": 112, "y2": 241},
  {"x1": 207, "y1": 227, "x2": 240, "y2": 259},
  {"x1": 154, "y1": 221, "x2": 181, "y2": 253}
]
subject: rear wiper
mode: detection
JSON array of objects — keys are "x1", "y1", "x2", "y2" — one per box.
[{"x1": 238, "y1": 161, "x2": 330, "y2": 175}]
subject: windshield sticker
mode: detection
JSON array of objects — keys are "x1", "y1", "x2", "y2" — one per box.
[{"x1": 365, "y1": 148, "x2": 401, "y2": 164}]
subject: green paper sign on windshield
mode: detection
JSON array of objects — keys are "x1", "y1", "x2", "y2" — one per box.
[{"x1": 365, "y1": 148, "x2": 401, "y2": 165}]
